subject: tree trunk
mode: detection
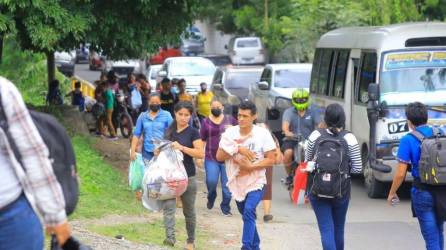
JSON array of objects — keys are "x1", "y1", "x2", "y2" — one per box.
[
  {"x1": 46, "y1": 51, "x2": 55, "y2": 89},
  {"x1": 0, "y1": 35, "x2": 3, "y2": 64}
]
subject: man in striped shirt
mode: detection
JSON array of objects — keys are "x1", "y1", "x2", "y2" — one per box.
[{"x1": 0, "y1": 77, "x2": 71, "y2": 249}]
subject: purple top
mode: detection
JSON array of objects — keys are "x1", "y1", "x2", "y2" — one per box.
[{"x1": 200, "y1": 115, "x2": 238, "y2": 162}]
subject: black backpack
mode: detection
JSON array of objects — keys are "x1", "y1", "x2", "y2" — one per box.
[
  {"x1": 0, "y1": 94, "x2": 79, "y2": 216},
  {"x1": 309, "y1": 129, "x2": 350, "y2": 199}
]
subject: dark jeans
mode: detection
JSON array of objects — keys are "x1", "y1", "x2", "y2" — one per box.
[
  {"x1": 412, "y1": 187, "x2": 444, "y2": 250},
  {"x1": 205, "y1": 159, "x2": 231, "y2": 214},
  {"x1": 309, "y1": 195, "x2": 350, "y2": 250},
  {"x1": 0, "y1": 195, "x2": 43, "y2": 250},
  {"x1": 236, "y1": 188, "x2": 264, "y2": 250}
]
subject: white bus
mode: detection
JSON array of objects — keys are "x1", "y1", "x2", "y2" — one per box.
[{"x1": 310, "y1": 22, "x2": 446, "y2": 198}]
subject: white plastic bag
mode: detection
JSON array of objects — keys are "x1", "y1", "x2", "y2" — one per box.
[{"x1": 142, "y1": 140, "x2": 188, "y2": 211}]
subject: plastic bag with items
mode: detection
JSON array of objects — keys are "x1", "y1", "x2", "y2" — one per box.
[
  {"x1": 128, "y1": 152, "x2": 145, "y2": 191},
  {"x1": 142, "y1": 140, "x2": 188, "y2": 211}
]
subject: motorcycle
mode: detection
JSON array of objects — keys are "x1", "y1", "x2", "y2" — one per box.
[
  {"x1": 112, "y1": 90, "x2": 134, "y2": 138},
  {"x1": 281, "y1": 134, "x2": 307, "y2": 201}
]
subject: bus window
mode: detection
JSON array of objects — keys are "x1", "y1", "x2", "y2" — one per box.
[
  {"x1": 357, "y1": 52, "x2": 377, "y2": 104},
  {"x1": 331, "y1": 50, "x2": 349, "y2": 98},
  {"x1": 318, "y1": 49, "x2": 334, "y2": 96},
  {"x1": 310, "y1": 49, "x2": 321, "y2": 94}
]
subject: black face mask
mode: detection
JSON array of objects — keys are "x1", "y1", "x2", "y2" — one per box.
[
  {"x1": 201, "y1": 87, "x2": 207, "y2": 92},
  {"x1": 211, "y1": 108, "x2": 222, "y2": 117},
  {"x1": 149, "y1": 104, "x2": 161, "y2": 112}
]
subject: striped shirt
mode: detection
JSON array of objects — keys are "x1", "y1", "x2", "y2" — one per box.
[
  {"x1": 305, "y1": 129, "x2": 362, "y2": 174},
  {"x1": 0, "y1": 77, "x2": 66, "y2": 226}
]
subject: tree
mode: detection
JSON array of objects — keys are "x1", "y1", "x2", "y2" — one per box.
[{"x1": 0, "y1": 0, "x2": 203, "y2": 88}]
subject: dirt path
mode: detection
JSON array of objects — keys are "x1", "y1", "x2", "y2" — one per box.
[{"x1": 74, "y1": 136, "x2": 301, "y2": 250}]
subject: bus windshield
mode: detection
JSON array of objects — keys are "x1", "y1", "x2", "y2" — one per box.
[{"x1": 380, "y1": 51, "x2": 446, "y2": 106}]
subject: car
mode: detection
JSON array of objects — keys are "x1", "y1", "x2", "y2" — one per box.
[
  {"x1": 211, "y1": 66, "x2": 263, "y2": 117},
  {"x1": 226, "y1": 37, "x2": 266, "y2": 65},
  {"x1": 55, "y1": 51, "x2": 76, "y2": 77},
  {"x1": 105, "y1": 59, "x2": 146, "y2": 77},
  {"x1": 75, "y1": 43, "x2": 89, "y2": 64},
  {"x1": 147, "y1": 64, "x2": 162, "y2": 90},
  {"x1": 158, "y1": 57, "x2": 216, "y2": 95},
  {"x1": 202, "y1": 54, "x2": 232, "y2": 68},
  {"x1": 89, "y1": 50, "x2": 106, "y2": 71},
  {"x1": 248, "y1": 63, "x2": 312, "y2": 135},
  {"x1": 181, "y1": 26, "x2": 206, "y2": 56}
]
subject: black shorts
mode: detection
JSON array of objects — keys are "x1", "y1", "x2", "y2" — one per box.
[{"x1": 281, "y1": 140, "x2": 298, "y2": 152}]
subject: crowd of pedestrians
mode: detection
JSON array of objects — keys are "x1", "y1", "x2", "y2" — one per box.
[{"x1": 4, "y1": 67, "x2": 445, "y2": 250}]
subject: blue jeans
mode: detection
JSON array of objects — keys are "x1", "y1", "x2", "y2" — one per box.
[
  {"x1": 205, "y1": 159, "x2": 231, "y2": 214},
  {"x1": 142, "y1": 151, "x2": 154, "y2": 161},
  {"x1": 309, "y1": 195, "x2": 350, "y2": 250},
  {"x1": 412, "y1": 187, "x2": 444, "y2": 250},
  {"x1": 236, "y1": 188, "x2": 264, "y2": 250},
  {"x1": 0, "y1": 195, "x2": 43, "y2": 250}
]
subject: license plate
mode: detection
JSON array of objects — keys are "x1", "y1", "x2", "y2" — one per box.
[{"x1": 242, "y1": 58, "x2": 253, "y2": 61}]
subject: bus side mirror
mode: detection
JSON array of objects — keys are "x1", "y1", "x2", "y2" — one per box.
[{"x1": 368, "y1": 83, "x2": 379, "y2": 102}]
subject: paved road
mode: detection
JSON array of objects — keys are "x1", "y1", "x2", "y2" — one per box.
[{"x1": 75, "y1": 63, "x2": 440, "y2": 250}]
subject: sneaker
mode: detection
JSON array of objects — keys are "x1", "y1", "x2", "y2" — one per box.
[
  {"x1": 263, "y1": 214, "x2": 273, "y2": 223},
  {"x1": 223, "y1": 211, "x2": 233, "y2": 217},
  {"x1": 163, "y1": 238, "x2": 176, "y2": 247},
  {"x1": 183, "y1": 242, "x2": 195, "y2": 250},
  {"x1": 108, "y1": 136, "x2": 119, "y2": 141}
]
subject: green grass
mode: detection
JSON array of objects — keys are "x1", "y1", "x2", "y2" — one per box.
[
  {"x1": 88, "y1": 220, "x2": 210, "y2": 250},
  {"x1": 70, "y1": 136, "x2": 145, "y2": 219}
]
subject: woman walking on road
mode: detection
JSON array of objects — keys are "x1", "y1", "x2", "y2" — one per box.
[
  {"x1": 305, "y1": 103, "x2": 362, "y2": 250},
  {"x1": 200, "y1": 99, "x2": 237, "y2": 216},
  {"x1": 161, "y1": 101, "x2": 204, "y2": 250}
]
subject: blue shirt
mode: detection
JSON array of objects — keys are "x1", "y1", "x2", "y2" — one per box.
[
  {"x1": 397, "y1": 125, "x2": 434, "y2": 179},
  {"x1": 134, "y1": 110, "x2": 173, "y2": 154}
]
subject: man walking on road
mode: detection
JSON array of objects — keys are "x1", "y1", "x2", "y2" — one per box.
[
  {"x1": 216, "y1": 100, "x2": 276, "y2": 250},
  {"x1": 388, "y1": 102, "x2": 446, "y2": 250}
]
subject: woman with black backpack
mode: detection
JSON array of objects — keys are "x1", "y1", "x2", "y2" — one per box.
[{"x1": 305, "y1": 103, "x2": 362, "y2": 250}]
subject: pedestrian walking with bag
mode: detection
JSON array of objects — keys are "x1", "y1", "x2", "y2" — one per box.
[
  {"x1": 216, "y1": 100, "x2": 277, "y2": 250},
  {"x1": 160, "y1": 101, "x2": 204, "y2": 250},
  {"x1": 305, "y1": 103, "x2": 362, "y2": 250},
  {"x1": 200, "y1": 99, "x2": 237, "y2": 216},
  {"x1": 388, "y1": 102, "x2": 446, "y2": 250}
]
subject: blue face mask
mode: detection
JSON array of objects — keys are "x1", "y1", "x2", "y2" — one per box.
[{"x1": 172, "y1": 86, "x2": 179, "y2": 94}]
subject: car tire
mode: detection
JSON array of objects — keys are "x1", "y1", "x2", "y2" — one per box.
[{"x1": 364, "y1": 164, "x2": 387, "y2": 198}]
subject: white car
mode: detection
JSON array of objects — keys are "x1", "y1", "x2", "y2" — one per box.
[
  {"x1": 248, "y1": 63, "x2": 312, "y2": 134},
  {"x1": 227, "y1": 37, "x2": 266, "y2": 65},
  {"x1": 55, "y1": 51, "x2": 76, "y2": 77},
  {"x1": 158, "y1": 57, "x2": 216, "y2": 94},
  {"x1": 147, "y1": 64, "x2": 162, "y2": 90},
  {"x1": 105, "y1": 59, "x2": 146, "y2": 77}
]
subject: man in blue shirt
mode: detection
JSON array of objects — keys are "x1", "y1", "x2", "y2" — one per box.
[
  {"x1": 130, "y1": 93, "x2": 173, "y2": 162},
  {"x1": 388, "y1": 102, "x2": 444, "y2": 250}
]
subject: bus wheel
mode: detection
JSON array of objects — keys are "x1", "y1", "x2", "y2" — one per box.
[{"x1": 364, "y1": 164, "x2": 386, "y2": 198}]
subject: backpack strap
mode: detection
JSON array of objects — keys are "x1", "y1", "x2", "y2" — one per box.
[
  {"x1": 411, "y1": 130, "x2": 425, "y2": 142},
  {"x1": 0, "y1": 91, "x2": 24, "y2": 167}
]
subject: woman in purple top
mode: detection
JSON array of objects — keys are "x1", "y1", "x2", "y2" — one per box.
[{"x1": 200, "y1": 99, "x2": 237, "y2": 216}]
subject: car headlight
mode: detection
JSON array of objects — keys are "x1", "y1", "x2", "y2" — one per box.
[{"x1": 275, "y1": 97, "x2": 292, "y2": 110}]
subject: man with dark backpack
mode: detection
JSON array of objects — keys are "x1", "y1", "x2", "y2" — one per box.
[
  {"x1": 305, "y1": 103, "x2": 362, "y2": 250},
  {"x1": 388, "y1": 102, "x2": 446, "y2": 250}
]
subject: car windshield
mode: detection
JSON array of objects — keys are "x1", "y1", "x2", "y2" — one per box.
[
  {"x1": 236, "y1": 39, "x2": 260, "y2": 48},
  {"x1": 207, "y1": 56, "x2": 231, "y2": 66},
  {"x1": 170, "y1": 60, "x2": 215, "y2": 76},
  {"x1": 150, "y1": 68, "x2": 160, "y2": 79},
  {"x1": 225, "y1": 71, "x2": 262, "y2": 89},
  {"x1": 274, "y1": 69, "x2": 311, "y2": 88},
  {"x1": 380, "y1": 51, "x2": 446, "y2": 106}
]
